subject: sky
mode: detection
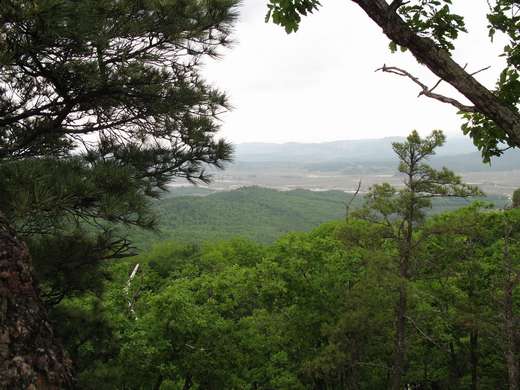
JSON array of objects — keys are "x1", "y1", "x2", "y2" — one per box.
[{"x1": 202, "y1": 0, "x2": 507, "y2": 144}]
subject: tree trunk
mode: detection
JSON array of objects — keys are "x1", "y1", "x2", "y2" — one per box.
[
  {"x1": 391, "y1": 207, "x2": 413, "y2": 390},
  {"x1": 503, "y1": 224, "x2": 519, "y2": 390},
  {"x1": 352, "y1": 0, "x2": 520, "y2": 145},
  {"x1": 0, "y1": 221, "x2": 73, "y2": 388},
  {"x1": 391, "y1": 276, "x2": 407, "y2": 390},
  {"x1": 183, "y1": 374, "x2": 193, "y2": 390},
  {"x1": 504, "y1": 279, "x2": 519, "y2": 390},
  {"x1": 469, "y1": 330, "x2": 479, "y2": 390},
  {"x1": 448, "y1": 341, "x2": 461, "y2": 389}
]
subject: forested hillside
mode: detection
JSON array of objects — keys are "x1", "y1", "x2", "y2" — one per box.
[
  {"x1": 127, "y1": 187, "x2": 507, "y2": 246},
  {"x1": 42, "y1": 131, "x2": 518, "y2": 390},
  {"x1": 59, "y1": 205, "x2": 520, "y2": 389},
  {"x1": 145, "y1": 187, "x2": 357, "y2": 244}
]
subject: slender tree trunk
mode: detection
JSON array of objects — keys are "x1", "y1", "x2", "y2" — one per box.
[
  {"x1": 182, "y1": 374, "x2": 193, "y2": 390},
  {"x1": 503, "y1": 224, "x2": 519, "y2": 390},
  {"x1": 391, "y1": 269, "x2": 407, "y2": 390},
  {"x1": 448, "y1": 341, "x2": 461, "y2": 389},
  {"x1": 347, "y1": 349, "x2": 361, "y2": 390},
  {"x1": 0, "y1": 220, "x2": 73, "y2": 388},
  {"x1": 391, "y1": 200, "x2": 414, "y2": 390},
  {"x1": 153, "y1": 375, "x2": 164, "y2": 390},
  {"x1": 469, "y1": 330, "x2": 479, "y2": 390},
  {"x1": 504, "y1": 279, "x2": 519, "y2": 390},
  {"x1": 390, "y1": 165, "x2": 417, "y2": 390}
]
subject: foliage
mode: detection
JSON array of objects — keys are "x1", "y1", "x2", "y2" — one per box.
[
  {"x1": 56, "y1": 204, "x2": 519, "y2": 389},
  {"x1": 265, "y1": 0, "x2": 320, "y2": 33},
  {"x1": 124, "y1": 186, "x2": 504, "y2": 248},
  {"x1": 50, "y1": 130, "x2": 519, "y2": 389},
  {"x1": 0, "y1": 0, "x2": 238, "y2": 303},
  {"x1": 359, "y1": 130, "x2": 481, "y2": 224}
]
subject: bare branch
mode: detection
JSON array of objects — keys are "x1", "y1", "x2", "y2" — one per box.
[
  {"x1": 428, "y1": 78, "x2": 444, "y2": 94},
  {"x1": 376, "y1": 64, "x2": 476, "y2": 113},
  {"x1": 345, "y1": 180, "x2": 362, "y2": 220},
  {"x1": 470, "y1": 65, "x2": 491, "y2": 77},
  {"x1": 405, "y1": 315, "x2": 450, "y2": 354},
  {"x1": 125, "y1": 263, "x2": 140, "y2": 320},
  {"x1": 428, "y1": 64, "x2": 486, "y2": 94}
]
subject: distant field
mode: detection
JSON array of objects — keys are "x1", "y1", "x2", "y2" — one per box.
[
  {"x1": 194, "y1": 137, "x2": 520, "y2": 196},
  {"x1": 127, "y1": 186, "x2": 508, "y2": 246},
  {"x1": 197, "y1": 165, "x2": 520, "y2": 196}
]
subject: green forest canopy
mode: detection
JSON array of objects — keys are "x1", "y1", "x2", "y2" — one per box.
[
  {"x1": 48, "y1": 131, "x2": 520, "y2": 389},
  {"x1": 60, "y1": 204, "x2": 520, "y2": 389}
]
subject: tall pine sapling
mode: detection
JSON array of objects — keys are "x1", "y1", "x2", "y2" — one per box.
[{"x1": 357, "y1": 130, "x2": 482, "y2": 389}]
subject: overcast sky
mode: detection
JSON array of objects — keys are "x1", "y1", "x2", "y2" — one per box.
[{"x1": 203, "y1": 1, "x2": 506, "y2": 144}]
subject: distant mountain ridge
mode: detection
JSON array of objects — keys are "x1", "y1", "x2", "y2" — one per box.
[
  {"x1": 234, "y1": 136, "x2": 481, "y2": 162},
  {"x1": 233, "y1": 136, "x2": 520, "y2": 172}
]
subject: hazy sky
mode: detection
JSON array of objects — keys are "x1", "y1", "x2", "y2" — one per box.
[{"x1": 203, "y1": 1, "x2": 506, "y2": 144}]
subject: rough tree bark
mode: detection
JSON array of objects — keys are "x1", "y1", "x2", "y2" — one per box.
[
  {"x1": 352, "y1": 0, "x2": 520, "y2": 146},
  {"x1": 0, "y1": 217, "x2": 73, "y2": 389}
]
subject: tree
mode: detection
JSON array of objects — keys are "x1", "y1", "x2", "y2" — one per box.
[
  {"x1": 0, "y1": 0, "x2": 238, "y2": 385},
  {"x1": 422, "y1": 204, "x2": 520, "y2": 390},
  {"x1": 513, "y1": 188, "x2": 520, "y2": 208},
  {"x1": 500, "y1": 211, "x2": 520, "y2": 390},
  {"x1": 266, "y1": 0, "x2": 520, "y2": 160},
  {"x1": 64, "y1": 226, "x2": 364, "y2": 389},
  {"x1": 356, "y1": 130, "x2": 481, "y2": 389},
  {"x1": 0, "y1": 215, "x2": 74, "y2": 388}
]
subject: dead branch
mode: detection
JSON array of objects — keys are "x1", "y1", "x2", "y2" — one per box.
[
  {"x1": 345, "y1": 180, "x2": 362, "y2": 220},
  {"x1": 125, "y1": 263, "x2": 140, "y2": 319},
  {"x1": 470, "y1": 65, "x2": 492, "y2": 77},
  {"x1": 376, "y1": 64, "x2": 477, "y2": 113},
  {"x1": 405, "y1": 315, "x2": 450, "y2": 354}
]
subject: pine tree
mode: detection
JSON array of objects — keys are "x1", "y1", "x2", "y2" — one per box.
[
  {"x1": 0, "y1": 0, "x2": 239, "y2": 385},
  {"x1": 358, "y1": 130, "x2": 481, "y2": 389}
]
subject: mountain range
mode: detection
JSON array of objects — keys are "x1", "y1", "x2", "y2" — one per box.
[{"x1": 232, "y1": 136, "x2": 520, "y2": 172}]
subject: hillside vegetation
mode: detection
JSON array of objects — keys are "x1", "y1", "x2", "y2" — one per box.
[
  {"x1": 60, "y1": 206, "x2": 520, "y2": 389},
  {"x1": 127, "y1": 186, "x2": 507, "y2": 246},
  {"x1": 33, "y1": 131, "x2": 520, "y2": 390}
]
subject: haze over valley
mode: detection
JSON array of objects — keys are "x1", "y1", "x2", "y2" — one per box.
[{"x1": 178, "y1": 136, "x2": 520, "y2": 196}]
